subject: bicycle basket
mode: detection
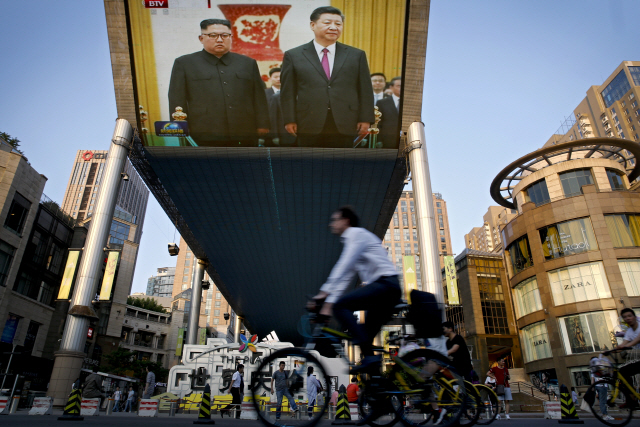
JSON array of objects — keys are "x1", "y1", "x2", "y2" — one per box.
[
  {"x1": 407, "y1": 290, "x2": 443, "y2": 338},
  {"x1": 589, "y1": 357, "x2": 613, "y2": 378}
]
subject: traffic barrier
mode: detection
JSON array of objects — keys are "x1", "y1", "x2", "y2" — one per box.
[
  {"x1": 544, "y1": 401, "x2": 561, "y2": 419},
  {"x1": 194, "y1": 384, "x2": 215, "y2": 424},
  {"x1": 240, "y1": 400, "x2": 257, "y2": 420},
  {"x1": 138, "y1": 399, "x2": 159, "y2": 417},
  {"x1": 58, "y1": 388, "x2": 84, "y2": 421},
  {"x1": 348, "y1": 403, "x2": 359, "y2": 421},
  {"x1": 0, "y1": 397, "x2": 9, "y2": 415},
  {"x1": 559, "y1": 384, "x2": 583, "y2": 424},
  {"x1": 80, "y1": 398, "x2": 100, "y2": 416},
  {"x1": 29, "y1": 397, "x2": 53, "y2": 415},
  {"x1": 332, "y1": 385, "x2": 354, "y2": 425}
]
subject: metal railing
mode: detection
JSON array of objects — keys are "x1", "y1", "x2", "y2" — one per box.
[{"x1": 511, "y1": 381, "x2": 556, "y2": 401}]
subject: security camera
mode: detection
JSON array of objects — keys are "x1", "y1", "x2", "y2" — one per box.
[
  {"x1": 223, "y1": 313, "x2": 230, "y2": 321},
  {"x1": 121, "y1": 173, "x2": 129, "y2": 181},
  {"x1": 202, "y1": 280, "x2": 210, "y2": 290},
  {"x1": 168, "y1": 243, "x2": 179, "y2": 256}
]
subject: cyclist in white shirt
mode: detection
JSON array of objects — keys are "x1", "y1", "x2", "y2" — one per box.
[
  {"x1": 309, "y1": 206, "x2": 401, "y2": 373},
  {"x1": 614, "y1": 308, "x2": 640, "y2": 390}
]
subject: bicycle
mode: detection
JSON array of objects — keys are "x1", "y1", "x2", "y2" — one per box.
[
  {"x1": 249, "y1": 299, "x2": 468, "y2": 427},
  {"x1": 586, "y1": 348, "x2": 640, "y2": 426}
]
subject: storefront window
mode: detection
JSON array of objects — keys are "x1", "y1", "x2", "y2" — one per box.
[
  {"x1": 513, "y1": 277, "x2": 542, "y2": 318},
  {"x1": 505, "y1": 235, "x2": 533, "y2": 276},
  {"x1": 524, "y1": 179, "x2": 550, "y2": 206},
  {"x1": 569, "y1": 366, "x2": 592, "y2": 387},
  {"x1": 606, "y1": 169, "x2": 626, "y2": 191},
  {"x1": 558, "y1": 310, "x2": 619, "y2": 355},
  {"x1": 560, "y1": 169, "x2": 593, "y2": 197},
  {"x1": 547, "y1": 261, "x2": 611, "y2": 306},
  {"x1": 539, "y1": 217, "x2": 598, "y2": 260},
  {"x1": 618, "y1": 259, "x2": 640, "y2": 296},
  {"x1": 520, "y1": 321, "x2": 552, "y2": 363},
  {"x1": 605, "y1": 214, "x2": 640, "y2": 247}
]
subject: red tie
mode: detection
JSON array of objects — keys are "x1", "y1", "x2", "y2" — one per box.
[{"x1": 321, "y1": 48, "x2": 331, "y2": 80}]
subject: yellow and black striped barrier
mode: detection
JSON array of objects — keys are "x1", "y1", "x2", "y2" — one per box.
[
  {"x1": 332, "y1": 385, "x2": 354, "y2": 425},
  {"x1": 58, "y1": 387, "x2": 84, "y2": 421},
  {"x1": 559, "y1": 384, "x2": 583, "y2": 424},
  {"x1": 194, "y1": 384, "x2": 216, "y2": 425}
]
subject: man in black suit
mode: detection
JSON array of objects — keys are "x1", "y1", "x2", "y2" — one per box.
[
  {"x1": 280, "y1": 6, "x2": 375, "y2": 148},
  {"x1": 375, "y1": 76, "x2": 401, "y2": 148},
  {"x1": 371, "y1": 73, "x2": 388, "y2": 105},
  {"x1": 168, "y1": 19, "x2": 269, "y2": 147},
  {"x1": 265, "y1": 67, "x2": 281, "y2": 99}
]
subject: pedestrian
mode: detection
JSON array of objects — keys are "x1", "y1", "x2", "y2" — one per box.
[
  {"x1": 271, "y1": 361, "x2": 299, "y2": 419},
  {"x1": 591, "y1": 357, "x2": 613, "y2": 420},
  {"x1": 143, "y1": 366, "x2": 156, "y2": 399},
  {"x1": 490, "y1": 356, "x2": 512, "y2": 420},
  {"x1": 82, "y1": 366, "x2": 105, "y2": 400},
  {"x1": 571, "y1": 387, "x2": 579, "y2": 406},
  {"x1": 346, "y1": 377, "x2": 360, "y2": 403},
  {"x1": 485, "y1": 370, "x2": 497, "y2": 390},
  {"x1": 113, "y1": 386, "x2": 121, "y2": 412},
  {"x1": 330, "y1": 389, "x2": 339, "y2": 406},
  {"x1": 221, "y1": 364, "x2": 244, "y2": 418},
  {"x1": 443, "y1": 321, "x2": 472, "y2": 381},
  {"x1": 307, "y1": 366, "x2": 323, "y2": 420},
  {"x1": 124, "y1": 385, "x2": 135, "y2": 412}
]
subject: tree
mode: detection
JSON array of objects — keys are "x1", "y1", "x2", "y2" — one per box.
[
  {"x1": 0, "y1": 132, "x2": 23, "y2": 154},
  {"x1": 126, "y1": 296, "x2": 168, "y2": 313},
  {"x1": 103, "y1": 347, "x2": 168, "y2": 383}
]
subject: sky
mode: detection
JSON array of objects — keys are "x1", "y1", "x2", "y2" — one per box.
[{"x1": 1, "y1": 1, "x2": 640, "y2": 293}]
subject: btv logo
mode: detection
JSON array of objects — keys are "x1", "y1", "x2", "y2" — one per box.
[{"x1": 144, "y1": 0, "x2": 168, "y2": 8}]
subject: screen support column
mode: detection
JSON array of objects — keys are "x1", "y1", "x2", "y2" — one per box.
[{"x1": 186, "y1": 259, "x2": 207, "y2": 344}]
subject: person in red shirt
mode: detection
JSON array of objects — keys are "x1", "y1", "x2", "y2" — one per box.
[
  {"x1": 346, "y1": 377, "x2": 360, "y2": 403},
  {"x1": 489, "y1": 356, "x2": 512, "y2": 420}
]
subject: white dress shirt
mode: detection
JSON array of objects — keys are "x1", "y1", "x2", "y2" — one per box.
[
  {"x1": 392, "y1": 94, "x2": 400, "y2": 110},
  {"x1": 231, "y1": 371, "x2": 242, "y2": 388},
  {"x1": 373, "y1": 92, "x2": 385, "y2": 104},
  {"x1": 272, "y1": 86, "x2": 280, "y2": 94},
  {"x1": 320, "y1": 227, "x2": 398, "y2": 303},
  {"x1": 313, "y1": 40, "x2": 336, "y2": 76}
]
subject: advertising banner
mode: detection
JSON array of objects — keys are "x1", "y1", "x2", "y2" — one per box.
[
  {"x1": 98, "y1": 251, "x2": 120, "y2": 301},
  {"x1": 57, "y1": 250, "x2": 81, "y2": 300},
  {"x1": 176, "y1": 327, "x2": 185, "y2": 356},
  {"x1": 127, "y1": 0, "x2": 407, "y2": 149},
  {"x1": 198, "y1": 327, "x2": 207, "y2": 345},
  {"x1": 1, "y1": 314, "x2": 20, "y2": 344},
  {"x1": 402, "y1": 255, "x2": 417, "y2": 298},
  {"x1": 444, "y1": 255, "x2": 460, "y2": 305}
]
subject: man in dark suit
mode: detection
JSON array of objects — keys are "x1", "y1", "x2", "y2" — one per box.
[
  {"x1": 168, "y1": 19, "x2": 269, "y2": 147},
  {"x1": 265, "y1": 67, "x2": 281, "y2": 100},
  {"x1": 375, "y1": 77, "x2": 401, "y2": 148},
  {"x1": 371, "y1": 73, "x2": 388, "y2": 105},
  {"x1": 280, "y1": 6, "x2": 375, "y2": 148}
]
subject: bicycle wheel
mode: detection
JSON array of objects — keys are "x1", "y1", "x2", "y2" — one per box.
[
  {"x1": 586, "y1": 378, "x2": 633, "y2": 427},
  {"x1": 474, "y1": 385, "x2": 499, "y2": 425},
  {"x1": 389, "y1": 349, "x2": 467, "y2": 427},
  {"x1": 358, "y1": 376, "x2": 401, "y2": 427},
  {"x1": 250, "y1": 348, "x2": 330, "y2": 427},
  {"x1": 456, "y1": 383, "x2": 481, "y2": 426}
]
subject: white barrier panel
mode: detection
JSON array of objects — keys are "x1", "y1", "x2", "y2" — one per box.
[
  {"x1": 544, "y1": 401, "x2": 561, "y2": 419},
  {"x1": 138, "y1": 399, "x2": 159, "y2": 417},
  {"x1": 29, "y1": 397, "x2": 53, "y2": 415},
  {"x1": 349, "y1": 403, "x2": 359, "y2": 421},
  {"x1": 81, "y1": 398, "x2": 101, "y2": 416},
  {"x1": 240, "y1": 402, "x2": 257, "y2": 420},
  {"x1": 0, "y1": 397, "x2": 9, "y2": 415}
]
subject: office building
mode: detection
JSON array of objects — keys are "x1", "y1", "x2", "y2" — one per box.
[
  {"x1": 146, "y1": 267, "x2": 175, "y2": 298},
  {"x1": 465, "y1": 206, "x2": 518, "y2": 253},
  {"x1": 382, "y1": 191, "x2": 453, "y2": 293},
  {"x1": 61, "y1": 149, "x2": 149, "y2": 243}
]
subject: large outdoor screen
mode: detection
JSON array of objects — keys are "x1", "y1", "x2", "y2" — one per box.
[{"x1": 128, "y1": 0, "x2": 407, "y2": 149}]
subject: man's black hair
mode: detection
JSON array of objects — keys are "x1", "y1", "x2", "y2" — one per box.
[
  {"x1": 351, "y1": 377, "x2": 358, "y2": 383},
  {"x1": 390, "y1": 76, "x2": 402, "y2": 86},
  {"x1": 269, "y1": 67, "x2": 281, "y2": 76},
  {"x1": 310, "y1": 6, "x2": 345, "y2": 22},
  {"x1": 497, "y1": 355, "x2": 508, "y2": 362},
  {"x1": 279, "y1": 361, "x2": 286, "y2": 366},
  {"x1": 371, "y1": 72, "x2": 387, "y2": 80},
  {"x1": 621, "y1": 308, "x2": 636, "y2": 317},
  {"x1": 200, "y1": 19, "x2": 232, "y2": 31},
  {"x1": 237, "y1": 364, "x2": 244, "y2": 370},
  {"x1": 442, "y1": 321, "x2": 454, "y2": 330},
  {"x1": 337, "y1": 206, "x2": 359, "y2": 227}
]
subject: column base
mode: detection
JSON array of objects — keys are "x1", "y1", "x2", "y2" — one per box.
[{"x1": 47, "y1": 350, "x2": 86, "y2": 407}]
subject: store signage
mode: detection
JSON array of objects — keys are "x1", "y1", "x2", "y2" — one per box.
[
  {"x1": 533, "y1": 339, "x2": 548, "y2": 346},
  {"x1": 87, "y1": 327, "x2": 94, "y2": 338},
  {"x1": 563, "y1": 281, "x2": 593, "y2": 290},
  {"x1": 444, "y1": 256, "x2": 460, "y2": 305},
  {"x1": 144, "y1": 0, "x2": 168, "y2": 8},
  {"x1": 57, "y1": 250, "x2": 81, "y2": 300}
]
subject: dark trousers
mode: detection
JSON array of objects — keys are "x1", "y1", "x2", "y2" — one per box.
[
  {"x1": 333, "y1": 275, "x2": 401, "y2": 357},
  {"x1": 620, "y1": 360, "x2": 640, "y2": 391},
  {"x1": 222, "y1": 387, "x2": 242, "y2": 418},
  {"x1": 297, "y1": 109, "x2": 354, "y2": 148}
]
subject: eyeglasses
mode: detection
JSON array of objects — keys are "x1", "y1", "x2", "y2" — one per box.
[{"x1": 202, "y1": 32, "x2": 232, "y2": 40}]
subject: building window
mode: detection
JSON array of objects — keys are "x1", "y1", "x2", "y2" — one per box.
[
  {"x1": 505, "y1": 235, "x2": 533, "y2": 276},
  {"x1": 438, "y1": 215, "x2": 444, "y2": 228},
  {"x1": 524, "y1": 179, "x2": 550, "y2": 206},
  {"x1": 520, "y1": 321, "x2": 552, "y2": 363},
  {"x1": 216, "y1": 292, "x2": 221, "y2": 299},
  {"x1": 436, "y1": 202, "x2": 441, "y2": 208},
  {"x1": 513, "y1": 277, "x2": 542, "y2": 318},
  {"x1": 186, "y1": 252, "x2": 192, "y2": 259},
  {"x1": 405, "y1": 243, "x2": 411, "y2": 254},
  {"x1": 22, "y1": 321, "x2": 40, "y2": 356},
  {"x1": 213, "y1": 318, "x2": 220, "y2": 324},
  {"x1": 601, "y1": 70, "x2": 632, "y2": 107},
  {"x1": 437, "y1": 209, "x2": 442, "y2": 214},
  {"x1": 393, "y1": 213, "x2": 398, "y2": 227},
  {"x1": 630, "y1": 66, "x2": 640, "y2": 86},
  {"x1": 560, "y1": 169, "x2": 593, "y2": 197},
  {"x1": 539, "y1": 217, "x2": 598, "y2": 261},
  {"x1": 440, "y1": 237, "x2": 446, "y2": 243},
  {"x1": 109, "y1": 220, "x2": 130, "y2": 249},
  {"x1": 183, "y1": 275, "x2": 189, "y2": 282},
  {"x1": 214, "y1": 309, "x2": 220, "y2": 316},
  {"x1": 558, "y1": 310, "x2": 619, "y2": 355},
  {"x1": 410, "y1": 201, "x2": 414, "y2": 212},
  {"x1": 441, "y1": 244, "x2": 446, "y2": 250},
  {"x1": 401, "y1": 201, "x2": 407, "y2": 212},
  {"x1": 402, "y1": 213, "x2": 408, "y2": 227},
  {"x1": 605, "y1": 214, "x2": 640, "y2": 247},
  {"x1": 0, "y1": 240, "x2": 15, "y2": 287},
  {"x1": 384, "y1": 230, "x2": 390, "y2": 241},
  {"x1": 547, "y1": 261, "x2": 611, "y2": 306},
  {"x1": 618, "y1": 259, "x2": 640, "y2": 296},
  {"x1": 403, "y1": 229, "x2": 410, "y2": 241},
  {"x1": 477, "y1": 260, "x2": 508, "y2": 335},
  {"x1": 4, "y1": 192, "x2": 31, "y2": 235},
  {"x1": 215, "y1": 301, "x2": 221, "y2": 307},
  {"x1": 607, "y1": 169, "x2": 626, "y2": 190},
  {"x1": 411, "y1": 213, "x2": 416, "y2": 227},
  {"x1": 413, "y1": 229, "x2": 418, "y2": 240},
  {"x1": 394, "y1": 229, "x2": 400, "y2": 241}
]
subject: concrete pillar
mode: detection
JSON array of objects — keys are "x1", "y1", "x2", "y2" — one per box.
[{"x1": 186, "y1": 259, "x2": 207, "y2": 344}]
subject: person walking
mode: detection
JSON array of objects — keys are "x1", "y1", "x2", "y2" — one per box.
[
  {"x1": 124, "y1": 385, "x2": 135, "y2": 412},
  {"x1": 143, "y1": 366, "x2": 156, "y2": 399},
  {"x1": 307, "y1": 366, "x2": 323, "y2": 420},
  {"x1": 221, "y1": 364, "x2": 244, "y2": 418},
  {"x1": 82, "y1": 366, "x2": 105, "y2": 400},
  {"x1": 591, "y1": 357, "x2": 613, "y2": 420},
  {"x1": 443, "y1": 321, "x2": 472, "y2": 381},
  {"x1": 490, "y1": 356, "x2": 512, "y2": 420},
  {"x1": 113, "y1": 386, "x2": 122, "y2": 412},
  {"x1": 271, "y1": 361, "x2": 299, "y2": 419}
]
